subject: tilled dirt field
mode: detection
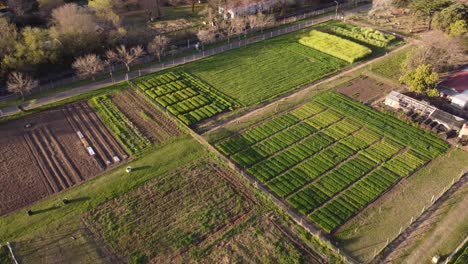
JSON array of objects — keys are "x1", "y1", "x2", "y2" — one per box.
[
  {"x1": 0, "y1": 102, "x2": 127, "y2": 216},
  {"x1": 334, "y1": 75, "x2": 394, "y2": 103},
  {"x1": 110, "y1": 90, "x2": 181, "y2": 143}
]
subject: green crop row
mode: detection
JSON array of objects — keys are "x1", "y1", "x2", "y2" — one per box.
[
  {"x1": 321, "y1": 118, "x2": 361, "y2": 140},
  {"x1": 299, "y1": 30, "x2": 372, "y2": 63},
  {"x1": 132, "y1": 71, "x2": 234, "y2": 126},
  {"x1": 216, "y1": 113, "x2": 300, "y2": 156},
  {"x1": 330, "y1": 25, "x2": 396, "y2": 48},
  {"x1": 360, "y1": 138, "x2": 403, "y2": 164},
  {"x1": 340, "y1": 128, "x2": 381, "y2": 151},
  {"x1": 248, "y1": 132, "x2": 336, "y2": 183},
  {"x1": 285, "y1": 142, "x2": 356, "y2": 214},
  {"x1": 314, "y1": 92, "x2": 449, "y2": 158},
  {"x1": 290, "y1": 101, "x2": 326, "y2": 120},
  {"x1": 310, "y1": 166, "x2": 400, "y2": 233},
  {"x1": 232, "y1": 123, "x2": 316, "y2": 168},
  {"x1": 90, "y1": 96, "x2": 151, "y2": 155},
  {"x1": 305, "y1": 109, "x2": 343, "y2": 129}
]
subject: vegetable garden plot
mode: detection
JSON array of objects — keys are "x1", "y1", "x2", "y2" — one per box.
[
  {"x1": 212, "y1": 91, "x2": 448, "y2": 234},
  {"x1": 90, "y1": 95, "x2": 151, "y2": 156},
  {"x1": 299, "y1": 30, "x2": 372, "y2": 63},
  {"x1": 132, "y1": 71, "x2": 235, "y2": 126},
  {"x1": 329, "y1": 23, "x2": 397, "y2": 48}
]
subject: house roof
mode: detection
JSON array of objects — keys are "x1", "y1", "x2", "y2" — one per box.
[
  {"x1": 438, "y1": 68, "x2": 468, "y2": 93},
  {"x1": 430, "y1": 109, "x2": 465, "y2": 129}
]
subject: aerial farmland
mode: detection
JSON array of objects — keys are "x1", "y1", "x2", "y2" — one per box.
[{"x1": 1, "y1": 0, "x2": 467, "y2": 263}]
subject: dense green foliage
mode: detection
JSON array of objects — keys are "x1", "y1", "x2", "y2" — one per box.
[
  {"x1": 370, "y1": 47, "x2": 409, "y2": 80},
  {"x1": 330, "y1": 24, "x2": 396, "y2": 48},
  {"x1": 90, "y1": 95, "x2": 151, "y2": 155},
  {"x1": 314, "y1": 92, "x2": 449, "y2": 158},
  {"x1": 400, "y1": 64, "x2": 439, "y2": 96},
  {"x1": 214, "y1": 92, "x2": 448, "y2": 233},
  {"x1": 133, "y1": 71, "x2": 234, "y2": 126},
  {"x1": 299, "y1": 30, "x2": 372, "y2": 63},
  {"x1": 433, "y1": 3, "x2": 468, "y2": 33},
  {"x1": 0, "y1": 245, "x2": 11, "y2": 264},
  {"x1": 450, "y1": 242, "x2": 468, "y2": 264},
  {"x1": 178, "y1": 27, "x2": 347, "y2": 106}
]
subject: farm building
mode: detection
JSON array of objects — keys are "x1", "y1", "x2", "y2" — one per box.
[
  {"x1": 385, "y1": 91, "x2": 466, "y2": 133},
  {"x1": 438, "y1": 68, "x2": 468, "y2": 110},
  {"x1": 219, "y1": 0, "x2": 279, "y2": 18}
]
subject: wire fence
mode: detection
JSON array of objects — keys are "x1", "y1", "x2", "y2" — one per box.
[
  {"x1": 0, "y1": 0, "x2": 370, "y2": 102},
  {"x1": 371, "y1": 171, "x2": 467, "y2": 263}
]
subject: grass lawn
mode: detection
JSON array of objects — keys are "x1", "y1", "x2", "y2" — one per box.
[
  {"x1": 0, "y1": 136, "x2": 204, "y2": 243},
  {"x1": 368, "y1": 45, "x2": 412, "y2": 81},
  {"x1": 396, "y1": 184, "x2": 468, "y2": 264},
  {"x1": 335, "y1": 148, "x2": 468, "y2": 263},
  {"x1": 178, "y1": 23, "x2": 348, "y2": 106}
]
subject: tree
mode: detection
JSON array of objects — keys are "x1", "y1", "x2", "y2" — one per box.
[
  {"x1": 37, "y1": 0, "x2": 64, "y2": 17},
  {"x1": 196, "y1": 29, "x2": 216, "y2": 49},
  {"x1": 2, "y1": 27, "x2": 60, "y2": 73},
  {"x1": 7, "y1": 72, "x2": 38, "y2": 100},
  {"x1": 49, "y1": 3, "x2": 101, "y2": 57},
  {"x1": 400, "y1": 64, "x2": 439, "y2": 96},
  {"x1": 88, "y1": 0, "x2": 123, "y2": 26},
  {"x1": 247, "y1": 13, "x2": 274, "y2": 32},
  {"x1": 147, "y1": 35, "x2": 169, "y2": 61},
  {"x1": 106, "y1": 45, "x2": 145, "y2": 72},
  {"x1": 0, "y1": 18, "x2": 18, "y2": 60},
  {"x1": 450, "y1": 20, "x2": 467, "y2": 37},
  {"x1": 409, "y1": 0, "x2": 452, "y2": 30},
  {"x1": 433, "y1": 4, "x2": 468, "y2": 33},
  {"x1": 6, "y1": 0, "x2": 34, "y2": 16},
  {"x1": 225, "y1": 17, "x2": 245, "y2": 42},
  {"x1": 72, "y1": 54, "x2": 104, "y2": 80},
  {"x1": 404, "y1": 31, "x2": 464, "y2": 73}
]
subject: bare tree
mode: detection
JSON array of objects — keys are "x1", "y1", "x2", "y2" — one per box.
[
  {"x1": 197, "y1": 29, "x2": 216, "y2": 50},
  {"x1": 7, "y1": 72, "x2": 38, "y2": 101},
  {"x1": 148, "y1": 35, "x2": 170, "y2": 61},
  {"x1": 247, "y1": 13, "x2": 274, "y2": 33},
  {"x1": 226, "y1": 17, "x2": 245, "y2": 42},
  {"x1": 72, "y1": 54, "x2": 105, "y2": 80},
  {"x1": 106, "y1": 45, "x2": 145, "y2": 72}
]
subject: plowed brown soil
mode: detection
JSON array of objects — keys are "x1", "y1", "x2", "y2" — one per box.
[
  {"x1": 110, "y1": 89, "x2": 181, "y2": 143},
  {"x1": 0, "y1": 102, "x2": 126, "y2": 216}
]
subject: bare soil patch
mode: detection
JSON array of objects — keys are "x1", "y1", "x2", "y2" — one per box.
[
  {"x1": 334, "y1": 75, "x2": 394, "y2": 103},
  {"x1": 110, "y1": 89, "x2": 181, "y2": 144},
  {"x1": 0, "y1": 102, "x2": 127, "y2": 216}
]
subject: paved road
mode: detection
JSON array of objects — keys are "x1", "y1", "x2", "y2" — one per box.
[{"x1": 0, "y1": 3, "x2": 371, "y2": 118}]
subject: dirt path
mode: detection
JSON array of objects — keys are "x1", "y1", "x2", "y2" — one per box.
[
  {"x1": 0, "y1": 4, "x2": 372, "y2": 119},
  {"x1": 372, "y1": 173, "x2": 468, "y2": 264},
  {"x1": 202, "y1": 43, "x2": 411, "y2": 135}
]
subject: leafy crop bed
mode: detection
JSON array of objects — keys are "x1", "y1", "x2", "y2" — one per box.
[
  {"x1": 329, "y1": 23, "x2": 396, "y2": 48},
  {"x1": 213, "y1": 92, "x2": 448, "y2": 233},
  {"x1": 299, "y1": 30, "x2": 372, "y2": 63},
  {"x1": 132, "y1": 71, "x2": 234, "y2": 126},
  {"x1": 90, "y1": 95, "x2": 151, "y2": 156}
]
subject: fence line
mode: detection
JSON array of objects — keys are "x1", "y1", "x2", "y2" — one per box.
[
  {"x1": 0, "y1": 0, "x2": 370, "y2": 102},
  {"x1": 371, "y1": 171, "x2": 467, "y2": 263}
]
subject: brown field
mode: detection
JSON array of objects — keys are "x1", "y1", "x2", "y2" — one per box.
[
  {"x1": 110, "y1": 89, "x2": 182, "y2": 143},
  {"x1": 83, "y1": 160, "x2": 256, "y2": 263},
  {"x1": 334, "y1": 75, "x2": 394, "y2": 103},
  {"x1": 0, "y1": 102, "x2": 127, "y2": 216}
]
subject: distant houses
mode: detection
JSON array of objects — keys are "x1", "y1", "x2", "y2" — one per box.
[{"x1": 218, "y1": 0, "x2": 279, "y2": 18}]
